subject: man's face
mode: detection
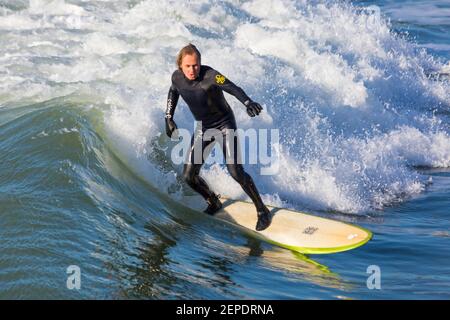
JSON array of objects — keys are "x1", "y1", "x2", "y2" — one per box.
[{"x1": 181, "y1": 54, "x2": 200, "y2": 80}]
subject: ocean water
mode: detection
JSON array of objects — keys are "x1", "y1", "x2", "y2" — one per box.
[{"x1": 0, "y1": 0, "x2": 449, "y2": 299}]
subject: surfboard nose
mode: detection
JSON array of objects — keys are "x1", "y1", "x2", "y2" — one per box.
[{"x1": 214, "y1": 197, "x2": 372, "y2": 254}]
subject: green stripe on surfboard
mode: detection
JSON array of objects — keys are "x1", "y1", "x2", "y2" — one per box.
[{"x1": 213, "y1": 197, "x2": 372, "y2": 255}]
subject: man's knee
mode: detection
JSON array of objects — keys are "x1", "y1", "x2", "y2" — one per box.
[
  {"x1": 227, "y1": 164, "x2": 248, "y2": 184},
  {"x1": 183, "y1": 165, "x2": 196, "y2": 185}
]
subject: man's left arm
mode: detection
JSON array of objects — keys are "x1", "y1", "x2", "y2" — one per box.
[{"x1": 212, "y1": 71, "x2": 263, "y2": 117}]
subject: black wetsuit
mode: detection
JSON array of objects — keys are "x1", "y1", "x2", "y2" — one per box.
[{"x1": 165, "y1": 65, "x2": 266, "y2": 212}]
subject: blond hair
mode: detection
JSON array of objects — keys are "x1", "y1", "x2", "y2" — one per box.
[{"x1": 176, "y1": 43, "x2": 201, "y2": 70}]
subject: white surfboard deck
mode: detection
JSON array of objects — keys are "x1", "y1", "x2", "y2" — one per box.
[{"x1": 212, "y1": 197, "x2": 372, "y2": 254}]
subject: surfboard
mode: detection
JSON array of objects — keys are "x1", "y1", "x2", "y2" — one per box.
[{"x1": 212, "y1": 197, "x2": 372, "y2": 255}]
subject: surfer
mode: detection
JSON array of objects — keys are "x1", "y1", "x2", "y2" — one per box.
[{"x1": 164, "y1": 44, "x2": 272, "y2": 231}]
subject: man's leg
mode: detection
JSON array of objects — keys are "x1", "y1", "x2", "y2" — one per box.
[
  {"x1": 223, "y1": 127, "x2": 272, "y2": 231},
  {"x1": 182, "y1": 131, "x2": 222, "y2": 214},
  {"x1": 182, "y1": 163, "x2": 213, "y2": 200}
]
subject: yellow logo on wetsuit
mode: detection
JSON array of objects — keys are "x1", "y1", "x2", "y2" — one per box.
[{"x1": 215, "y1": 74, "x2": 226, "y2": 84}]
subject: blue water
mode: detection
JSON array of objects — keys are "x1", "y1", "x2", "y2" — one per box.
[
  {"x1": 356, "y1": 0, "x2": 450, "y2": 60},
  {"x1": 0, "y1": 0, "x2": 449, "y2": 299}
]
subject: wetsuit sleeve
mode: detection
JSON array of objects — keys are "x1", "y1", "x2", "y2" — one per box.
[
  {"x1": 211, "y1": 70, "x2": 252, "y2": 106},
  {"x1": 165, "y1": 82, "x2": 179, "y2": 119}
]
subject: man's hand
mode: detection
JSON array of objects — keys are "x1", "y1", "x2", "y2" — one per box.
[
  {"x1": 245, "y1": 101, "x2": 263, "y2": 117},
  {"x1": 165, "y1": 116, "x2": 178, "y2": 138}
]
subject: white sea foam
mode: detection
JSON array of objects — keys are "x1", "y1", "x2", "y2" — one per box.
[{"x1": 0, "y1": 0, "x2": 449, "y2": 213}]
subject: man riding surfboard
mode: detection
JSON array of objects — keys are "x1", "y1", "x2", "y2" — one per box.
[{"x1": 165, "y1": 44, "x2": 272, "y2": 231}]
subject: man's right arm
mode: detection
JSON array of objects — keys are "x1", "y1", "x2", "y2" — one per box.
[
  {"x1": 165, "y1": 80, "x2": 180, "y2": 138},
  {"x1": 165, "y1": 83, "x2": 179, "y2": 119}
]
